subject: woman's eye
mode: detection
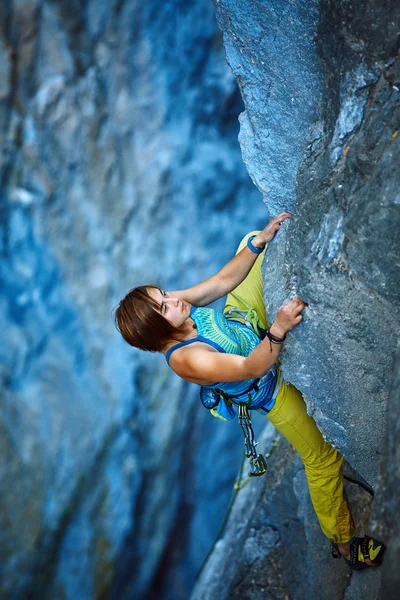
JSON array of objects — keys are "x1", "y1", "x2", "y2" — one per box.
[{"x1": 160, "y1": 290, "x2": 167, "y2": 313}]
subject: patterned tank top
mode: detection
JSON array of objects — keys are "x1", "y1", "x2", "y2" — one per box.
[{"x1": 165, "y1": 306, "x2": 280, "y2": 412}]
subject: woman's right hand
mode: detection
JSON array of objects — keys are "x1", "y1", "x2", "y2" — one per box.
[{"x1": 270, "y1": 297, "x2": 307, "y2": 338}]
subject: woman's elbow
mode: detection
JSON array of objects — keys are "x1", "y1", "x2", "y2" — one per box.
[{"x1": 242, "y1": 358, "x2": 267, "y2": 380}]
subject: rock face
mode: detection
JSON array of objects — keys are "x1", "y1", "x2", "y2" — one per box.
[
  {"x1": 0, "y1": 1, "x2": 265, "y2": 599},
  {"x1": 278, "y1": 1, "x2": 400, "y2": 486},
  {"x1": 369, "y1": 349, "x2": 400, "y2": 599},
  {"x1": 213, "y1": 0, "x2": 400, "y2": 485},
  {"x1": 190, "y1": 1, "x2": 400, "y2": 599},
  {"x1": 213, "y1": 0, "x2": 322, "y2": 216}
]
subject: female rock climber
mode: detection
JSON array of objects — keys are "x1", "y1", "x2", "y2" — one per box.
[{"x1": 114, "y1": 213, "x2": 385, "y2": 570}]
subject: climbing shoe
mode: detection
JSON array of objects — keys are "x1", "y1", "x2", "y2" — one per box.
[{"x1": 331, "y1": 535, "x2": 386, "y2": 570}]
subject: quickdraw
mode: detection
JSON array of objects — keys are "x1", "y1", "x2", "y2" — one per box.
[{"x1": 238, "y1": 403, "x2": 268, "y2": 477}]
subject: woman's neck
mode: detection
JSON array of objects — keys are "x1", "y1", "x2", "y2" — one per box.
[{"x1": 162, "y1": 317, "x2": 197, "y2": 354}]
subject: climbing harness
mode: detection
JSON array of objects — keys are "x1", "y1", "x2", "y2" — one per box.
[
  {"x1": 200, "y1": 365, "x2": 282, "y2": 478},
  {"x1": 224, "y1": 303, "x2": 266, "y2": 339},
  {"x1": 200, "y1": 385, "x2": 273, "y2": 477}
]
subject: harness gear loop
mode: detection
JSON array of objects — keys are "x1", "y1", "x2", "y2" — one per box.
[{"x1": 225, "y1": 291, "x2": 266, "y2": 338}]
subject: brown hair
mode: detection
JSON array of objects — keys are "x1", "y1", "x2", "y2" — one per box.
[{"x1": 114, "y1": 285, "x2": 182, "y2": 352}]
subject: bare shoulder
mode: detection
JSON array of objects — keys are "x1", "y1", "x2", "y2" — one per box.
[
  {"x1": 169, "y1": 343, "x2": 218, "y2": 385},
  {"x1": 169, "y1": 342, "x2": 249, "y2": 385}
]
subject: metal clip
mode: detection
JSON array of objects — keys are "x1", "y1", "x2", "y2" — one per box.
[{"x1": 238, "y1": 403, "x2": 267, "y2": 477}]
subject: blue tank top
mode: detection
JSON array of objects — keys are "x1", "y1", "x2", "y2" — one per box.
[{"x1": 165, "y1": 306, "x2": 279, "y2": 411}]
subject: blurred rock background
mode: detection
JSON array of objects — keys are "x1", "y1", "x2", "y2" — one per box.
[{"x1": 1, "y1": 1, "x2": 399, "y2": 600}]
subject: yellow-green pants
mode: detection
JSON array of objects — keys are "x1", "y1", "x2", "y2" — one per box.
[{"x1": 224, "y1": 231, "x2": 355, "y2": 544}]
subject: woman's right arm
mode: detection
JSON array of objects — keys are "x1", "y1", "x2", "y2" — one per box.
[
  {"x1": 171, "y1": 297, "x2": 306, "y2": 384},
  {"x1": 170, "y1": 213, "x2": 292, "y2": 308}
]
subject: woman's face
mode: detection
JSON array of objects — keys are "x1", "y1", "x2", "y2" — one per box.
[{"x1": 148, "y1": 288, "x2": 191, "y2": 328}]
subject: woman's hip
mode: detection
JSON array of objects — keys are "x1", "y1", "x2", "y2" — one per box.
[{"x1": 267, "y1": 378, "x2": 330, "y2": 459}]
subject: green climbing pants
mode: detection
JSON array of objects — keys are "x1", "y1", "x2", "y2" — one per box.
[{"x1": 224, "y1": 231, "x2": 356, "y2": 544}]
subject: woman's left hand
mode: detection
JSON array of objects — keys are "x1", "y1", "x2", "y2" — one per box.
[{"x1": 258, "y1": 212, "x2": 292, "y2": 244}]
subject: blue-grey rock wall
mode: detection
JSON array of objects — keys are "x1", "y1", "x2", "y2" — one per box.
[
  {"x1": 191, "y1": 1, "x2": 400, "y2": 599},
  {"x1": 370, "y1": 348, "x2": 400, "y2": 598},
  {"x1": 0, "y1": 1, "x2": 267, "y2": 599},
  {"x1": 211, "y1": 0, "x2": 400, "y2": 484},
  {"x1": 214, "y1": 0, "x2": 322, "y2": 215},
  {"x1": 274, "y1": 0, "x2": 400, "y2": 485}
]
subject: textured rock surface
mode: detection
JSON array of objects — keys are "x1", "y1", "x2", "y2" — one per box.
[
  {"x1": 275, "y1": 53, "x2": 400, "y2": 484},
  {"x1": 276, "y1": 1, "x2": 400, "y2": 488},
  {"x1": 213, "y1": 0, "x2": 400, "y2": 486},
  {"x1": 191, "y1": 0, "x2": 400, "y2": 599},
  {"x1": 212, "y1": 0, "x2": 400, "y2": 482},
  {"x1": 0, "y1": 1, "x2": 265, "y2": 599},
  {"x1": 213, "y1": 0, "x2": 321, "y2": 215},
  {"x1": 369, "y1": 348, "x2": 400, "y2": 599}
]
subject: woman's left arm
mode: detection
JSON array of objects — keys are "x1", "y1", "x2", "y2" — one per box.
[{"x1": 174, "y1": 212, "x2": 291, "y2": 307}]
